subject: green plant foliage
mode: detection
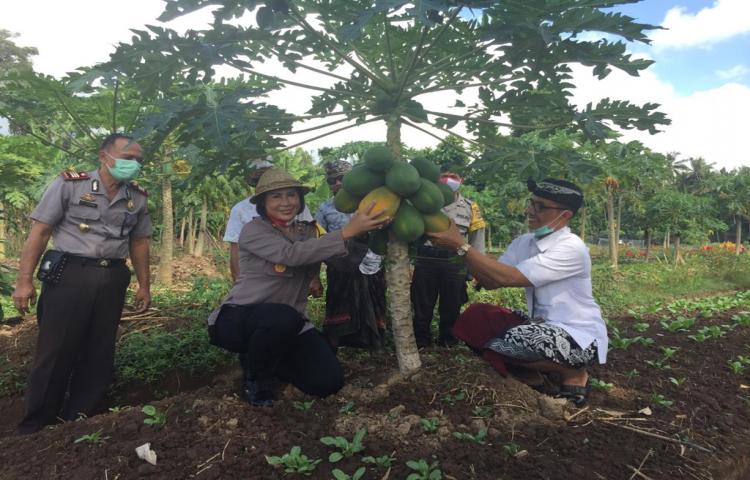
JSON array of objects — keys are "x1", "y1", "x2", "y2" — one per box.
[
  {"x1": 266, "y1": 446, "x2": 321, "y2": 476},
  {"x1": 142, "y1": 405, "x2": 166, "y2": 426},
  {"x1": 320, "y1": 428, "x2": 366, "y2": 463},
  {"x1": 73, "y1": 429, "x2": 109, "y2": 445},
  {"x1": 362, "y1": 453, "x2": 396, "y2": 469},
  {"x1": 452, "y1": 428, "x2": 487, "y2": 445},
  {"x1": 406, "y1": 459, "x2": 442, "y2": 480}
]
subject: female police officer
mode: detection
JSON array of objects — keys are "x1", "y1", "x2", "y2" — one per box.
[{"x1": 207, "y1": 168, "x2": 389, "y2": 406}]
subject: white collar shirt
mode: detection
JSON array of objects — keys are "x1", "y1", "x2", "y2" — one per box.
[{"x1": 499, "y1": 227, "x2": 608, "y2": 363}]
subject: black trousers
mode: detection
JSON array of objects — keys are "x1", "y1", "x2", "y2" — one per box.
[
  {"x1": 19, "y1": 260, "x2": 130, "y2": 433},
  {"x1": 410, "y1": 259, "x2": 468, "y2": 345},
  {"x1": 210, "y1": 303, "x2": 344, "y2": 397}
]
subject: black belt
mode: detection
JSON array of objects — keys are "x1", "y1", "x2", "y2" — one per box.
[{"x1": 67, "y1": 254, "x2": 126, "y2": 268}]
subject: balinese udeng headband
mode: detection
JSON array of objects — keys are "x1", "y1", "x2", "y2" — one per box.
[
  {"x1": 324, "y1": 160, "x2": 352, "y2": 178},
  {"x1": 527, "y1": 178, "x2": 583, "y2": 211},
  {"x1": 439, "y1": 173, "x2": 462, "y2": 192}
]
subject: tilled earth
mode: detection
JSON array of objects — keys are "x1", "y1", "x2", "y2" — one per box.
[{"x1": 0, "y1": 303, "x2": 749, "y2": 479}]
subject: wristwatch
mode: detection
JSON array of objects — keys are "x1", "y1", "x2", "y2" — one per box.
[{"x1": 456, "y1": 243, "x2": 471, "y2": 257}]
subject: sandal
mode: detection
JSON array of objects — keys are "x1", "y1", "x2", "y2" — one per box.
[{"x1": 555, "y1": 382, "x2": 591, "y2": 407}]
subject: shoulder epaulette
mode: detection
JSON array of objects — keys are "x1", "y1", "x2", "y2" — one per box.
[
  {"x1": 129, "y1": 181, "x2": 148, "y2": 196},
  {"x1": 61, "y1": 171, "x2": 90, "y2": 181}
]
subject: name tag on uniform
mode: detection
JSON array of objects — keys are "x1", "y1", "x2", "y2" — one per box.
[{"x1": 79, "y1": 194, "x2": 98, "y2": 208}]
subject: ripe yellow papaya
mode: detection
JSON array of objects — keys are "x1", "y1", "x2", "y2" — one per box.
[
  {"x1": 422, "y1": 211, "x2": 451, "y2": 233},
  {"x1": 358, "y1": 186, "x2": 401, "y2": 218}
]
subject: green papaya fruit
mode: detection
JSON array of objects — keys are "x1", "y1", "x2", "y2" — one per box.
[
  {"x1": 385, "y1": 161, "x2": 421, "y2": 196},
  {"x1": 392, "y1": 203, "x2": 425, "y2": 243}
]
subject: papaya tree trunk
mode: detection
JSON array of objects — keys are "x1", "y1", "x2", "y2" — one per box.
[
  {"x1": 664, "y1": 227, "x2": 670, "y2": 255},
  {"x1": 0, "y1": 201, "x2": 6, "y2": 260},
  {"x1": 615, "y1": 196, "x2": 622, "y2": 245},
  {"x1": 736, "y1": 216, "x2": 742, "y2": 255},
  {"x1": 156, "y1": 152, "x2": 174, "y2": 285},
  {"x1": 194, "y1": 196, "x2": 208, "y2": 257},
  {"x1": 579, "y1": 205, "x2": 587, "y2": 243},
  {"x1": 606, "y1": 188, "x2": 618, "y2": 269},
  {"x1": 179, "y1": 212, "x2": 187, "y2": 250},
  {"x1": 385, "y1": 118, "x2": 421, "y2": 374},
  {"x1": 486, "y1": 222, "x2": 492, "y2": 252},
  {"x1": 186, "y1": 208, "x2": 195, "y2": 255},
  {"x1": 644, "y1": 228, "x2": 652, "y2": 260},
  {"x1": 674, "y1": 234, "x2": 685, "y2": 265}
]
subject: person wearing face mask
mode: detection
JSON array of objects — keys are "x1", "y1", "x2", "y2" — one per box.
[
  {"x1": 428, "y1": 178, "x2": 607, "y2": 407},
  {"x1": 410, "y1": 172, "x2": 486, "y2": 348},
  {"x1": 12, "y1": 133, "x2": 152, "y2": 434},
  {"x1": 315, "y1": 160, "x2": 387, "y2": 350},
  {"x1": 207, "y1": 168, "x2": 390, "y2": 407}
]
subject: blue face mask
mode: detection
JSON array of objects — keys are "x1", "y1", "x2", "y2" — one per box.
[{"x1": 106, "y1": 154, "x2": 142, "y2": 182}]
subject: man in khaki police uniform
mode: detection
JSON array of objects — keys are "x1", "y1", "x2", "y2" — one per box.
[
  {"x1": 411, "y1": 172, "x2": 486, "y2": 347},
  {"x1": 12, "y1": 133, "x2": 152, "y2": 434}
]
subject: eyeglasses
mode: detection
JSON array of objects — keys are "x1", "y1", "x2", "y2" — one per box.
[
  {"x1": 527, "y1": 199, "x2": 567, "y2": 213},
  {"x1": 326, "y1": 176, "x2": 344, "y2": 186}
]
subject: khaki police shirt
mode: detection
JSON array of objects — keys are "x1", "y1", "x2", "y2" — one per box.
[
  {"x1": 207, "y1": 218, "x2": 347, "y2": 327},
  {"x1": 30, "y1": 169, "x2": 152, "y2": 259},
  {"x1": 428, "y1": 195, "x2": 486, "y2": 252}
]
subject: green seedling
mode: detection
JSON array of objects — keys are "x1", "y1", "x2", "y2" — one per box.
[
  {"x1": 339, "y1": 401, "x2": 356, "y2": 415},
  {"x1": 625, "y1": 369, "x2": 640, "y2": 380},
  {"x1": 633, "y1": 322, "x2": 650, "y2": 333},
  {"x1": 441, "y1": 390, "x2": 465, "y2": 406},
  {"x1": 660, "y1": 346, "x2": 680, "y2": 361},
  {"x1": 332, "y1": 467, "x2": 366, "y2": 480},
  {"x1": 293, "y1": 400, "x2": 315, "y2": 411},
  {"x1": 650, "y1": 393, "x2": 674, "y2": 408},
  {"x1": 108, "y1": 405, "x2": 129, "y2": 413},
  {"x1": 659, "y1": 315, "x2": 695, "y2": 333},
  {"x1": 420, "y1": 417, "x2": 440, "y2": 433},
  {"x1": 669, "y1": 377, "x2": 687, "y2": 387},
  {"x1": 266, "y1": 446, "x2": 321, "y2": 476},
  {"x1": 627, "y1": 309, "x2": 643, "y2": 322},
  {"x1": 728, "y1": 355, "x2": 750, "y2": 374},
  {"x1": 362, "y1": 453, "x2": 396, "y2": 468},
  {"x1": 452, "y1": 428, "x2": 487, "y2": 445},
  {"x1": 472, "y1": 405, "x2": 493, "y2": 418},
  {"x1": 406, "y1": 459, "x2": 442, "y2": 480},
  {"x1": 644, "y1": 359, "x2": 670, "y2": 370},
  {"x1": 142, "y1": 405, "x2": 166, "y2": 426},
  {"x1": 503, "y1": 442, "x2": 522, "y2": 456},
  {"x1": 590, "y1": 378, "x2": 614, "y2": 391},
  {"x1": 320, "y1": 428, "x2": 366, "y2": 463},
  {"x1": 73, "y1": 429, "x2": 108, "y2": 445},
  {"x1": 731, "y1": 312, "x2": 750, "y2": 327}
]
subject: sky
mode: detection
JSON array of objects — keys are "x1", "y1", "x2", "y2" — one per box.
[{"x1": 2, "y1": 0, "x2": 749, "y2": 171}]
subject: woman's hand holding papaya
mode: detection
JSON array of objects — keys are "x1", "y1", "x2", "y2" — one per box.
[{"x1": 341, "y1": 201, "x2": 391, "y2": 239}]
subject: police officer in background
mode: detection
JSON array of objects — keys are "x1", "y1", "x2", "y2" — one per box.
[
  {"x1": 12, "y1": 133, "x2": 152, "y2": 434},
  {"x1": 411, "y1": 172, "x2": 486, "y2": 347}
]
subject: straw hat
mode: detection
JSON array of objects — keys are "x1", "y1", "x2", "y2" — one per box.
[{"x1": 250, "y1": 168, "x2": 310, "y2": 204}]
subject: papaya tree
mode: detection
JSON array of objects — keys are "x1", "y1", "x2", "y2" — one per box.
[{"x1": 132, "y1": 0, "x2": 670, "y2": 372}]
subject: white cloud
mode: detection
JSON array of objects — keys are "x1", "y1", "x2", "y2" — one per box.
[
  {"x1": 650, "y1": 0, "x2": 750, "y2": 49},
  {"x1": 571, "y1": 65, "x2": 749, "y2": 171},
  {"x1": 717, "y1": 64, "x2": 750, "y2": 80}
]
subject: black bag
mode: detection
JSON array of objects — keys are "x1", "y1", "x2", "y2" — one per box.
[{"x1": 37, "y1": 250, "x2": 68, "y2": 284}]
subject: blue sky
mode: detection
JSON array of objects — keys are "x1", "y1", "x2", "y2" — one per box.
[
  {"x1": 2, "y1": 0, "x2": 749, "y2": 169},
  {"x1": 611, "y1": 0, "x2": 750, "y2": 95}
]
